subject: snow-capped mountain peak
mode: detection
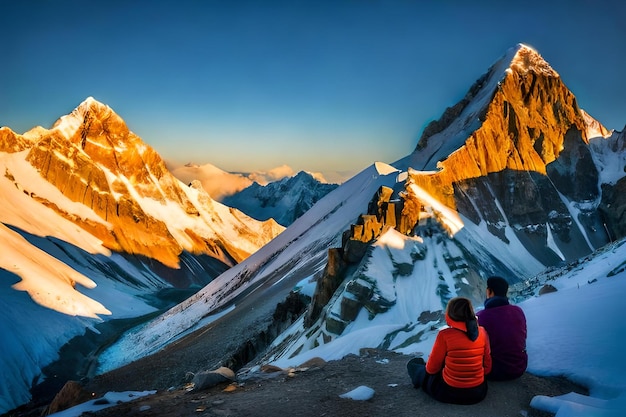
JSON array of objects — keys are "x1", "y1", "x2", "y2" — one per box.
[
  {"x1": 50, "y1": 96, "x2": 121, "y2": 143},
  {"x1": 19, "y1": 97, "x2": 284, "y2": 269},
  {"x1": 404, "y1": 43, "x2": 567, "y2": 173},
  {"x1": 507, "y1": 43, "x2": 559, "y2": 77}
]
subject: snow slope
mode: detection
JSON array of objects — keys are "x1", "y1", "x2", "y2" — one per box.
[
  {"x1": 0, "y1": 147, "x2": 169, "y2": 413},
  {"x1": 97, "y1": 162, "x2": 402, "y2": 372}
]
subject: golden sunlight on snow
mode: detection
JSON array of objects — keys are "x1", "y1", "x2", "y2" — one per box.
[
  {"x1": 0, "y1": 224, "x2": 111, "y2": 318},
  {"x1": 407, "y1": 183, "x2": 464, "y2": 236},
  {"x1": 373, "y1": 161, "x2": 399, "y2": 176},
  {"x1": 375, "y1": 227, "x2": 423, "y2": 250}
]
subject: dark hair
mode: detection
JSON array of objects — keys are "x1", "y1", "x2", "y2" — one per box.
[
  {"x1": 447, "y1": 297, "x2": 479, "y2": 341},
  {"x1": 487, "y1": 276, "x2": 509, "y2": 297},
  {"x1": 446, "y1": 297, "x2": 476, "y2": 322}
]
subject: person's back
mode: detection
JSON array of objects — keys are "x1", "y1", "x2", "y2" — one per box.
[
  {"x1": 407, "y1": 297, "x2": 492, "y2": 405},
  {"x1": 427, "y1": 315, "x2": 491, "y2": 388},
  {"x1": 477, "y1": 276, "x2": 527, "y2": 380}
]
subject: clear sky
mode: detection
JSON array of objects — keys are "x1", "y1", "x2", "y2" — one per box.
[{"x1": 2, "y1": 1, "x2": 625, "y2": 179}]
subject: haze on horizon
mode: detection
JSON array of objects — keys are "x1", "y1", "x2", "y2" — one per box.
[{"x1": 2, "y1": 1, "x2": 625, "y2": 181}]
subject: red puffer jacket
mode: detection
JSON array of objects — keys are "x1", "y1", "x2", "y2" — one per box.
[{"x1": 426, "y1": 314, "x2": 492, "y2": 388}]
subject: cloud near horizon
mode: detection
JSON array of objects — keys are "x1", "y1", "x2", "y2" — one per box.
[
  {"x1": 169, "y1": 162, "x2": 334, "y2": 201},
  {"x1": 248, "y1": 165, "x2": 295, "y2": 185}
]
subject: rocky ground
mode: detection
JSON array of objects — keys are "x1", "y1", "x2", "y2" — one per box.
[{"x1": 47, "y1": 349, "x2": 586, "y2": 417}]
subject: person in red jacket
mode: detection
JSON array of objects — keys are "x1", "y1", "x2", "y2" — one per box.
[
  {"x1": 407, "y1": 297, "x2": 492, "y2": 405},
  {"x1": 476, "y1": 276, "x2": 528, "y2": 380}
]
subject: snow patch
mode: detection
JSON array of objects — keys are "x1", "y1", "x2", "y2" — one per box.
[
  {"x1": 406, "y1": 182, "x2": 464, "y2": 235},
  {"x1": 339, "y1": 386, "x2": 375, "y2": 401},
  {"x1": 509, "y1": 43, "x2": 559, "y2": 77},
  {"x1": 373, "y1": 161, "x2": 398, "y2": 176},
  {"x1": 47, "y1": 391, "x2": 156, "y2": 417}
]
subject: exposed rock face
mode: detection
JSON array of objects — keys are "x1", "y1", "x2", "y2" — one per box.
[
  {"x1": 305, "y1": 184, "x2": 433, "y2": 331},
  {"x1": 304, "y1": 248, "x2": 347, "y2": 328},
  {"x1": 600, "y1": 176, "x2": 626, "y2": 240},
  {"x1": 6, "y1": 97, "x2": 283, "y2": 272},
  {"x1": 304, "y1": 186, "x2": 401, "y2": 328},
  {"x1": 411, "y1": 46, "x2": 588, "y2": 194},
  {"x1": 23, "y1": 99, "x2": 191, "y2": 267},
  {"x1": 594, "y1": 129, "x2": 626, "y2": 240},
  {"x1": 0, "y1": 126, "x2": 33, "y2": 152}
]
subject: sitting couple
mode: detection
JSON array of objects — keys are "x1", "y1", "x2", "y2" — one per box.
[{"x1": 407, "y1": 276, "x2": 528, "y2": 404}]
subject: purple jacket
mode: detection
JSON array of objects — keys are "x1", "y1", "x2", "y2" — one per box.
[{"x1": 476, "y1": 296, "x2": 527, "y2": 380}]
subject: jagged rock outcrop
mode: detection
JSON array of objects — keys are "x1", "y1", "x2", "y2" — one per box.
[
  {"x1": 304, "y1": 248, "x2": 348, "y2": 328},
  {"x1": 0, "y1": 126, "x2": 33, "y2": 152},
  {"x1": 225, "y1": 290, "x2": 309, "y2": 370},
  {"x1": 348, "y1": 185, "x2": 409, "y2": 244},
  {"x1": 305, "y1": 184, "x2": 431, "y2": 331},
  {"x1": 305, "y1": 187, "x2": 396, "y2": 328}
]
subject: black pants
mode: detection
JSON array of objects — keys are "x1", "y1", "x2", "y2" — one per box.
[{"x1": 407, "y1": 358, "x2": 488, "y2": 405}]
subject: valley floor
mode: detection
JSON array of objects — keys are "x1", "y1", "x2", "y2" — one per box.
[{"x1": 71, "y1": 350, "x2": 583, "y2": 417}]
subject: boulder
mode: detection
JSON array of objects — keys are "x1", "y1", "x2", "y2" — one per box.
[
  {"x1": 539, "y1": 284, "x2": 558, "y2": 295},
  {"x1": 44, "y1": 380, "x2": 93, "y2": 415},
  {"x1": 192, "y1": 367, "x2": 235, "y2": 391}
]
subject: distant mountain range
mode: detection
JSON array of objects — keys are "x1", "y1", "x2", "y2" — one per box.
[
  {"x1": 3, "y1": 43, "x2": 626, "y2": 415},
  {"x1": 171, "y1": 163, "x2": 339, "y2": 227},
  {"x1": 222, "y1": 171, "x2": 339, "y2": 226}
]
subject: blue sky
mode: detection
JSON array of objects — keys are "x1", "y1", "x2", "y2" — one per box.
[{"x1": 2, "y1": 1, "x2": 625, "y2": 178}]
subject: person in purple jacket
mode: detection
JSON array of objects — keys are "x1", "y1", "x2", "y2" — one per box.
[{"x1": 476, "y1": 276, "x2": 528, "y2": 380}]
